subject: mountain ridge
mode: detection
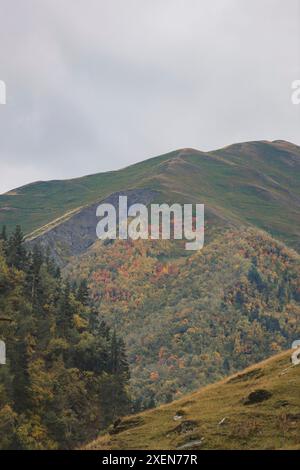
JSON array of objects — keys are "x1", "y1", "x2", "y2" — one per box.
[
  {"x1": 1, "y1": 139, "x2": 299, "y2": 250},
  {"x1": 3, "y1": 139, "x2": 299, "y2": 196}
]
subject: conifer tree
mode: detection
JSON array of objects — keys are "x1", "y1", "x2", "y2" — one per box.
[
  {"x1": 76, "y1": 279, "x2": 89, "y2": 306},
  {"x1": 7, "y1": 225, "x2": 27, "y2": 270}
]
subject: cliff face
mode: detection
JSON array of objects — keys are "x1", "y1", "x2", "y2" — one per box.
[{"x1": 26, "y1": 189, "x2": 158, "y2": 265}]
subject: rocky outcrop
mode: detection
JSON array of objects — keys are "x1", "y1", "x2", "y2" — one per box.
[{"x1": 26, "y1": 189, "x2": 158, "y2": 266}]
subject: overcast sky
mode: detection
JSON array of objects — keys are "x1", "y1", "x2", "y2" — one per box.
[{"x1": 0, "y1": 0, "x2": 299, "y2": 194}]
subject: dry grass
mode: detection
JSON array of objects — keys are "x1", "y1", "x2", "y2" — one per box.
[{"x1": 85, "y1": 350, "x2": 300, "y2": 450}]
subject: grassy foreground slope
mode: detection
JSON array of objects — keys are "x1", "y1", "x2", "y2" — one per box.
[{"x1": 86, "y1": 350, "x2": 300, "y2": 450}]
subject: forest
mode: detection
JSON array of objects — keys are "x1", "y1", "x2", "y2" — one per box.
[
  {"x1": 0, "y1": 226, "x2": 131, "y2": 449},
  {"x1": 66, "y1": 227, "x2": 300, "y2": 409}
]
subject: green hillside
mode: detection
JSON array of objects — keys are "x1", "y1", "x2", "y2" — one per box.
[
  {"x1": 0, "y1": 150, "x2": 176, "y2": 236},
  {"x1": 86, "y1": 350, "x2": 300, "y2": 450},
  {"x1": 1, "y1": 140, "x2": 300, "y2": 251}
]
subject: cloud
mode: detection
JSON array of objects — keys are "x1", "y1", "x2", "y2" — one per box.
[{"x1": 0, "y1": 0, "x2": 299, "y2": 193}]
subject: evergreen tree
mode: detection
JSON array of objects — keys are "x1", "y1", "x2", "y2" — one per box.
[
  {"x1": 110, "y1": 332, "x2": 129, "y2": 377},
  {"x1": 26, "y1": 244, "x2": 43, "y2": 302},
  {"x1": 76, "y1": 279, "x2": 89, "y2": 306},
  {"x1": 57, "y1": 281, "x2": 74, "y2": 338},
  {"x1": 0, "y1": 226, "x2": 8, "y2": 257},
  {"x1": 11, "y1": 340, "x2": 31, "y2": 414},
  {"x1": 7, "y1": 225, "x2": 27, "y2": 270},
  {"x1": 108, "y1": 330, "x2": 131, "y2": 419}
]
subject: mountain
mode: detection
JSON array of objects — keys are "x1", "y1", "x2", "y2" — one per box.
[
  {"x1": 1, "y1": 140, "x2": 300, "y2": 252},
  {"x1": 85, "y1": 350, "x2": 300, "y2": 450},
  {"x1": 1, "y1": 140, "x2": 299, "y2": 408}
]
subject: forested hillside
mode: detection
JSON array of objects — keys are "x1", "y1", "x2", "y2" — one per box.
[
  {"x1": 0, "y1": 227, "x2": 131, "y2": 449},
  {"x1": 66, "y1": 227, "x2": 300, "y2": 409}
]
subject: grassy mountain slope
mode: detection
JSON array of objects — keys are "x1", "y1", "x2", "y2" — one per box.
[
  {"x1": 66, "y1": 227, "x2": 300, "y2": 407},
  {"x1": 1, "y1": 140, "x2": 300, "y2": 251},
  {"x1": 85, "y1": 350, "x2": 300, "y2": 450}
]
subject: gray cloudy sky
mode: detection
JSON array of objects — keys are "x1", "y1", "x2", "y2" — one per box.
[{"x1": 0, "y1": 0, "x2": 299, "y2": 194}]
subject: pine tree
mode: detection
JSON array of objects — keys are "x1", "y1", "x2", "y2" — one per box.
[
  {"x1": 0, "y1": 225, "x2": 8, "y2": 256},
  {"x1": 76, "y1": 279, "x2": 89, "y2": 306},
  {"x1": 57, "y1": 281, "x2": 74, "y2": 338},
  {"x1": 7, "y1": 225, "x2": 27, "y2": 270},
  {"x1": 26, "y1": 245, "x2": 43, "y2": 303},
  {"x1": 11, "y1": 340, "x2": 31, "y2": 413},
  {"x1": 108, "y1": 330, "x2": 130, "y2": 419}
]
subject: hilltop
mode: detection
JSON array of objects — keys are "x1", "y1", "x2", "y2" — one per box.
[
  {"x1": 1, "y1": 139, "x2": 300, "y2": 252},
  {"x1": 86, "y1": 350, "x2": 300, "y2": 450}
]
